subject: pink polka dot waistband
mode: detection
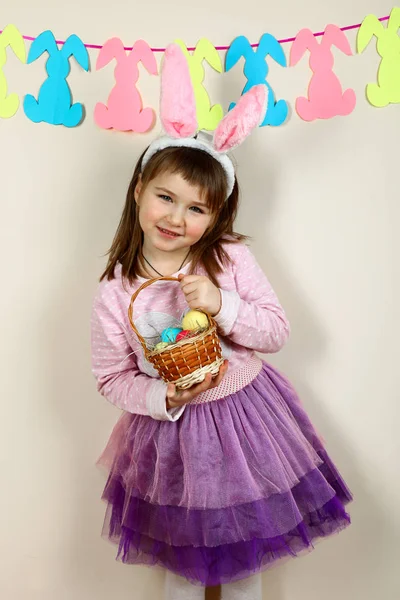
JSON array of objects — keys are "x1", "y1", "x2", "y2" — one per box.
[{"x1": 191, "y1": 354, "x2": 263, "y2": 404}]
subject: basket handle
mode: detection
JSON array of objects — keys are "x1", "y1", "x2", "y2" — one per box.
[{"x1": 128, "y1": 276, "x2": 180, "y2": 350}]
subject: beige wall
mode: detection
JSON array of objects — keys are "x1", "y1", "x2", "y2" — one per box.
[{"x1": 1, "y1": 1, "x2": 399, "y2": 598}]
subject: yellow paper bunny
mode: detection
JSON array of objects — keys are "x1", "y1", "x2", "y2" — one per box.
[
  {"x1": 357, "y1": 8, "x2": 400, "y2": 107},
  {"x1": 175, "y1": 38, "x2": 223, "y2": 131},
  {"x1": 0, "y1": 24, "x2": 26, "y2": 119}
]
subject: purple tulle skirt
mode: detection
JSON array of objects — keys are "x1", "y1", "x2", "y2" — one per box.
[{"x1": 99, "y1": 362, "x2": 352, "y2": 586}]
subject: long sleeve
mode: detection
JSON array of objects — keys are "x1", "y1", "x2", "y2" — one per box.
[
  {"x1": 91, "y1": 295, "x2": 185, "y2": 421},
  {"x1": 214, "y1": 244, "x2": 290, "y2": 353}
]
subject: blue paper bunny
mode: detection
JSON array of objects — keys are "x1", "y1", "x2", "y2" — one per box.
[
  {"x1": 24, "y1": 31, "x2": 89, "y2": 127},
  {"x1": 225, "y1": 34, "x2": 288, "y2": 127}
]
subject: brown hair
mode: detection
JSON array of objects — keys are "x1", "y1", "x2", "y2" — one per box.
[{"x1": 100, "y1": 145, "x2": 246, "y2": 286}]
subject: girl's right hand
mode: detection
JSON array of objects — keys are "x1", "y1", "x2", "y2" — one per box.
[{"x1": 166, "y1": 360, "x2": 229, "y2": 409}]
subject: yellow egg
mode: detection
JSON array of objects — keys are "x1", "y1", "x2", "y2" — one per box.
[
  {"x1": 182, "y1": 310, "x2": 209, "y2": 331},
  {"x1": 154, "y1": 341, "x2": 169, "y2": 352}
]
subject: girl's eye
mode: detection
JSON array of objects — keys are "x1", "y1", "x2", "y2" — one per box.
[
  {"x1": 158, "y1": 194, "x2": 172, "y2": 202},
  {"x1": 190, "y1": 206, "x2": 204, "y2": 214}
]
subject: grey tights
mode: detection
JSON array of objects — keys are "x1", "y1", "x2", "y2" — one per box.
[
  {"x1": 221, "y1": 574, "x2": 262, "y2": 599},
  {"x1": 164, "y1": 571, "x2": 262, "y2": 600}
]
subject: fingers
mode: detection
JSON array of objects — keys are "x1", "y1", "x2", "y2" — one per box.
[
  {"x1": 193, "y1": 373, "x2": 214, "y2": 394},
  {"x1": 180, "y1": 277, "x2": 207, "y2": 299},
  {"x1": 166, "y1": 361, "x2": 229, "y2": 408},
  {"x1": 167, "y1": 383, "x2": 193, "y2": 407},
  {"x1": 166, "y1": 383, "x2": 180, "y2": 409},
  {"x1": 179, "y1": 275, "x2": 201, "y2": 285},
  {"x1": 167, "y1": 380, "x2": 206, "y2": 408},
  {"x1": 185, "y1": 292, "x2": 200, "y2": 306},
  {"x1": 170, "y1": 374, "x2": 213, "y2": 406},
  {"x1": 166, "y1": 383, "x2": 176, "y2": 399},
  {"x1": 209, "y1": 360, "x2": 229, "y2": 388},
  {"x1": 180, "y1": 281, "x2": 200, "y2": 295},
  {"x1": 187, "y1": 362, "x2": 228, "y2": 395},
  {"x1": 179, "y1": 279, "x2": 201, "y2": 308}
]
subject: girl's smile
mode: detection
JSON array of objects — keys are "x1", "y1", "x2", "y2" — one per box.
[{"x1": 156, "y1": 226, "x2": 183, "y2": 239}]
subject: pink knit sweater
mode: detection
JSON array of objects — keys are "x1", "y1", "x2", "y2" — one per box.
[{"x1": 91, "y1": 243, "x2": 290, "y2": 421}]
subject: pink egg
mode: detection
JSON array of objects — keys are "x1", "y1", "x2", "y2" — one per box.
[{"x1": 176, "y1": 330, "x2": 191, "y2": 342}]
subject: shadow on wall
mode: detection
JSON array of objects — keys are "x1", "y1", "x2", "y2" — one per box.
[{"x1": 41, "y1": 132, "x2": 397, "y2": 599}]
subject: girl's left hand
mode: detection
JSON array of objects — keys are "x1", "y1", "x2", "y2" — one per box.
[{"x1": 178, "y1": 274, "x2": 221, "y2": 316}]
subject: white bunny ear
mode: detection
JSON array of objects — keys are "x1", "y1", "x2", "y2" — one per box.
[
  {"x1": 213, "y1": 85, "x2": 268, "y2": 152},
  {"x1": 160, "y1": 43, "x2": 198, "y2": 138}
]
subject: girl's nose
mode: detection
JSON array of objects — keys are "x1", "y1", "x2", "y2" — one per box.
[{"x1": 168, "y1": 207, "x2": 185, "y2": 227}]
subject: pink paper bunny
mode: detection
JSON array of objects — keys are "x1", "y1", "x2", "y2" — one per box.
[
  {"x1": 95, "y1": 38, "x2": 157, "y2": 132},
  {"x1": 290, "y1": 24, "x2": 356, "y2": 121}
]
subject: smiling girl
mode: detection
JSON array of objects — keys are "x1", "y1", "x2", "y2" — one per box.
[{"x1": 91, "y1": 43, "x2": 352, "y2": 600}]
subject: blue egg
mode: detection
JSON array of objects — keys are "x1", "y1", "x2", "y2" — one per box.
[{"x1": 161, "y1": 327, "x2": 182, "y2": 344}]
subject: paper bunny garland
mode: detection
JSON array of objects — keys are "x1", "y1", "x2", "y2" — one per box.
[{"x1": 141, "y1": 43, "x2": 269, "y2": 199}]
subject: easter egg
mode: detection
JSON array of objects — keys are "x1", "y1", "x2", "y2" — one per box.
[
  {"x1": 154, "y1": 341, "x2": 169, "y2": 352},
  {"x1": 182, "y1": 310, "x2": 209, "y2": 331},
  {"x1": 161, "y1": 327, "x2": 182, "y2": 344},
  {"x1": 176, "y1": 329, "x2": 191, "y2": 342}
]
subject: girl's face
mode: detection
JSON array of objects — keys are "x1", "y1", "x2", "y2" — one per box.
[{"x1": 134, "y1": 171, "x2": 214, "y2": 255}]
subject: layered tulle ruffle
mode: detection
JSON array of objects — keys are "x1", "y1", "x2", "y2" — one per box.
[{"x1": 99, "y1": 362, "x2": 352, "y2": 586}]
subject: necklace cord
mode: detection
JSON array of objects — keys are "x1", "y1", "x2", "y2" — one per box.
[{"x1": 142, "y1": 249, "x2": 191, "y2": 277}]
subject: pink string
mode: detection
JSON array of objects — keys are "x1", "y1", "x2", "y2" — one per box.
[{"x1": 0, "y1": 14, "x2": 390, "y2": 52}]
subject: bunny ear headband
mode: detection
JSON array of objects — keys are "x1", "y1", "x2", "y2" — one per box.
[{"x1": 141, "y1": 43, "x2": 269, "y2": 199}]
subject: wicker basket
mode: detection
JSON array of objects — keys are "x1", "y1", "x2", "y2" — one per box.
[{"x1": 128, "y1": 276, "x2": 224, "y2": 389}]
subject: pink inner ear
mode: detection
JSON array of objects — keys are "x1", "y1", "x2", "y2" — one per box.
[
  {"x1": 214, "y1": 85, "x2": 268, "y2": 152},
  {"x1": 160, "y1": 44, "x2": 198, "y2": 138}
]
